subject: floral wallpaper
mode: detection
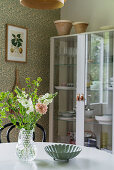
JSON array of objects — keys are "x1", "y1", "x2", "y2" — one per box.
[{"x1": 0, "y1": 0, "x2": 60, "y2": 142}]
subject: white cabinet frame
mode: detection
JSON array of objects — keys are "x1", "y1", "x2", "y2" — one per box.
[
  {"x1": 49, "y1": 38, "x2": 55, "y2": 142},
  {"x1": 76, "y1": 35, "x2": 86, "y2": 145},
  {"x1": 49, "y1": 30, "x2": 114, "y2": 154}
]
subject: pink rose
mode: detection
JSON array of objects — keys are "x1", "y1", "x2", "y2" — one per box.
[{"x1": 35, "y1": 103, "x2": 48, "y2": 115}]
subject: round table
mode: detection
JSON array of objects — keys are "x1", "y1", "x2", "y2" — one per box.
[{"x1": 0, "y1": 142, "x2": 114, "y2": 170}]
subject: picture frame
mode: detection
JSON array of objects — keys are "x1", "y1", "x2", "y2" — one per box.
[{"x1": 6, "y1": 24, "x2": 28, "y2": 63}]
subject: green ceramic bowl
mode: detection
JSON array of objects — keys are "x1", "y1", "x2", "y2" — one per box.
[{"x1": 44, "y1": 144, "x2": 82, "y2": 161}]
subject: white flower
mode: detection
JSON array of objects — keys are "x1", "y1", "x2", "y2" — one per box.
[
  {"x1": 17, "y1": 91, "x2": 28, "y2": 99},
  {"x1": 22, "y1": 91, "x2": 28, "y2": 98},
  {"x1": 38, "y1": 93, "x2": 53, "y2": 105},
  {"x1": 43, "y1": 98, "x2": 53, "y2": 105},
  {"x1": 44, "y1": 93, "x2": 50, "y2": 98},
  {"x1": 17, "y1": 97, "x2": 34, "y2": 114},
  {"x1": 27, "y1": 98, "x2": 34, "y2": 114}
]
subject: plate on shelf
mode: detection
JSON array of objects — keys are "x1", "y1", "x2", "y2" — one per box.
[
  {"x1": 107, "y1": 87, "x2": 113, "y2": 90},
  {"x1": 62, "y1": 114, "x2": 73, "y2": 117},
  {"x1": 97, "y1": 121, "x2": 112, "y2": 125},
  {"x1": 58, "y1": 117, "x2": 76, "y2": 121},
  {"x1": 59, "y1": 111, "x2": 75, "y2": 117},
  {"x1": 95, "y1": 115, "x2": 112, "y2": 125},
  {"x1": 55, "y1": 86, "x2": 76, "y2": 90}
]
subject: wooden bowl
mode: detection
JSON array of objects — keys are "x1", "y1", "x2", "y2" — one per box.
[
  {"x1": 72, "y1": 22, "x2": 88, "y2": 33},
  {"x1": 54, "y1": 20, "x2": 72, "y2": 36}
]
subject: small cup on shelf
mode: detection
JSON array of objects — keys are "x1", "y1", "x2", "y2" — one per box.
[{"x1": 72, "y1": 22, "x2": 88, "y2": 34}]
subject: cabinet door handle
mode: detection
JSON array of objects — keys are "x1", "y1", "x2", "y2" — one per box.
[
  {"x1": 80, "y1": 94, "x2": 84, "y2": 101},
  {"x1": 76, "y1": 94, "x2": 80, "y2": 101}
]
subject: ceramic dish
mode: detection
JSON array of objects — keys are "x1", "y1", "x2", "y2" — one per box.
[
  {"x1": 58, "y1": 117, "x2": 76, "y2": 121},
  {"x1": 95, "y1": 115, "x2": 112, "y2": 122},
  {"x1": 59, "y1": 111, "x2": 75, "y2": 117},
  {"x1": 85, "y1": 109, "x2": 94, "y2": 118},
  {"x1": 44, "y1": 144, "x2": 82, "y2": 161},
  {"x1": 95, "y1": 115, "x2": 112, "y2": 125},
  {"x1": 55, "y1": 86, "x2": 76, "y2": 90},
  {"x1": 97, "y1": 120, "x2": 112, "y2": 125},
  {"x1": 62, "y1": 113, "x2": 73, "y2": 117}
]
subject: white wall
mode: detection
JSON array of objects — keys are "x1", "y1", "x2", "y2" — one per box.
[{"x1": 61, "y1": 0, "x2": 114, "y2": 32}]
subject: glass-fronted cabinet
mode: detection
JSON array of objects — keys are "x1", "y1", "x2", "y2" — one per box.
[
  {"x1": 49, "y1": 30, "x2": 114, "y2": 154},
  {"x1": 84, "y1": 31, "x2": 113, "y2": 153},
  {"x1": 50, "y1": 36, "x2": 77, "y2": 144}
]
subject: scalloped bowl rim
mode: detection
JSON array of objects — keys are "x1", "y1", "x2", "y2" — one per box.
[
  {"x1": 44, "y1": 144, "x2": 82, "y2": 154},
  {"x1": 45, "y1": 150, "x2": 81, "y2": 154},
  {"x1": 44, "y1": 144, "x2": 82, "y2": 160}
]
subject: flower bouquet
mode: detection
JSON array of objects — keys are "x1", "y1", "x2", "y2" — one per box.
[{"x1": 0, "y1": 77, "x2": 57, "y2": 161}]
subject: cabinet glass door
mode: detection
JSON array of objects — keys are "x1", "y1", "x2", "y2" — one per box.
[
  {"x1": 84, "y1": 31, "x2": 114, "y2": 153},
  {"x1": 53, "y1": 36, "x2": 77, "y2": 144}
]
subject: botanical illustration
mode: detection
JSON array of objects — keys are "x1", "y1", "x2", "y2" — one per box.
[
  {"x1": 6, "y1": 24, "x2": 27, "y2": 62},
  {"x1": 10, "y1": 33, "x2": 23, "y2": 54}
]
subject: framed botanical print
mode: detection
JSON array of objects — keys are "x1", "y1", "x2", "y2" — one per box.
[{"x1": 6, "y1": 24, "x2": 28, "y2": 63}]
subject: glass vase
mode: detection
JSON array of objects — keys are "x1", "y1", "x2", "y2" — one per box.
[{"x1": 16, "y1": 128, "x2": 37, "y2": 161}]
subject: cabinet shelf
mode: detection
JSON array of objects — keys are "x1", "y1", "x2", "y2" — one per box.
[
  {"x1": 55, "y1": 64, "x2": 76, "y2": 66},
  {"x1": 85, "y1": 119, "x2": 112, "y2": 126},
  {"x1": 55, "y1": 86, "x2": 76, "y2": 90},
  {"x1": 58, "y1": 117, "x2": 76, "y2": 121},
  {"x1": 87, "y1": 88, "x2": 113, "y2": 91},
  {"x1": 88, "y1": 61, "x2": 113, "y2": 64},
  {"x1": 87, "y1": 88, "x2": 100, "y2": 91},
  {"x1": 104, "y1": 87, "x2": 113, "y2": 91}
]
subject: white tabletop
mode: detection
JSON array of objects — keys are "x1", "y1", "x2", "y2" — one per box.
[{"x1": 0, "y1": 142, "x2": 114, "y2": 170}]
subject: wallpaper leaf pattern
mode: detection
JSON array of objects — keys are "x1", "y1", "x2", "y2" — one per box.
[{"x1": 0, "y1": 0, "x2": 60, "y2": 142}]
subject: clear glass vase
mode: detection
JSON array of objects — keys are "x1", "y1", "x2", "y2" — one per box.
[{"x1": 16, "y1": 128, "x2": 37, "y2": 161}]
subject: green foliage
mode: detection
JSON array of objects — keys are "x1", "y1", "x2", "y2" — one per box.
[
  {"x1": 0, "y1": 77, "x2": 57, "y2": 130},
  {"x1": 11, "y1": 34, "x2": 23, "y2": 48}
]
